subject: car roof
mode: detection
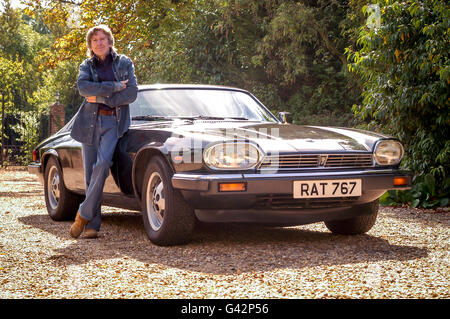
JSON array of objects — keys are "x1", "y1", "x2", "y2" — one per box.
[{"x1": 138, "y1": 83, "x2": 250, "y2": 93}]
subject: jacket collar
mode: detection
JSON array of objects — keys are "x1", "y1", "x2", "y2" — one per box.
[
  {"x1": 88, "y1": 49, "x2": 119, "y2": 65},
  {"x1": 110, "y1": 49, "x2": 119, "y2": 61}
]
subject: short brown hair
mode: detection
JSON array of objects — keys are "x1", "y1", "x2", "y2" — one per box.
[{"x1": 85, "y1": 24, "x2": 117, "y2": 57}]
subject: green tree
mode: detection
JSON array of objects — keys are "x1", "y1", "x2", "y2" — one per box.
[
  {"x1": 24, "y1": 0, "x2": 366, "y2": 127},
  {"x1": 0, "y1": 0, "x2": 55, "y2": 165},
  {"x1": 150, "y1": 0, "x2": 366, "y2": 126},
  {"x1": 246, "y1": 0, "x2": 363, "y2": 125},
  {"x1": 11, "y1": 111, "x2": 40, "y2": 163},
  {"x1": 0, "y1": 56, "x2": 25, "y2": 165},
  {"x1": 349, "y1": 0, "x2": 450, "y2": 207}
]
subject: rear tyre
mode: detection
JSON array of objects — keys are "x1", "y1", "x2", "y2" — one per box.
[
  {"x1": 141, "y1": 156, "x2": 196, "y2": 246},
  {"x1": 324, "y1": 200, "x2": 379, "y2": 235},
  {"x1": 44, "y1": 156, "x2": 81, "y2": 221}
]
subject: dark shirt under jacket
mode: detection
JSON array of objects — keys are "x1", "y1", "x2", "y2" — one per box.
[{"x1": 93, "y1": 53, "x2": 115, "y2": 111}]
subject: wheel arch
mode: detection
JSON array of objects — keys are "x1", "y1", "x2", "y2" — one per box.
[
  {"x1": 132, "y1": 146, "x2": 174, "y2": 204},
  {"x1": 42, "y1": 150, "x2": 71, "y2": 191},
  {"x1": 42, "y1": 149, "x2": 60, "y2": 176}
]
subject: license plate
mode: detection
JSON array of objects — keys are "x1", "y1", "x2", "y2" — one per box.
[{"x1": 293, "y1": 179, "x2": 362, "y2": 198}]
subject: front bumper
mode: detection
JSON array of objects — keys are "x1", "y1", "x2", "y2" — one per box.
[
  {"x1": 172, "y1": 168, "x2": 412, "y2": 224},
  {"x1": 172, "y1": 168, "x2": 412, "y2": 193}
]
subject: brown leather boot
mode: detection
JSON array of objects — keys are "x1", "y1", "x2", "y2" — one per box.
[
  {"x1": 83, "y1": 228, "x2": 98, "y2": 239},
  {"x1": 70, "y1": 212, "x2": 89, "y2": 238}
]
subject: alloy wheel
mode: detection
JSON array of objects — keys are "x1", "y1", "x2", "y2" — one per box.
[
  {"x1": 47, "y1": 166, "x2": 60, "y2": 209},
  {"x1": 146, "y1": 171, "x2": 165, "y2": 231}
]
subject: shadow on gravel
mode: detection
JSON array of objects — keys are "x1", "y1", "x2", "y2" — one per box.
[
  {"x1": 0, "y1": 190, "x2": 43, "y2": 198},
  {"x1": 19, "y1": 211, "x2": 429, "y2": 275}
]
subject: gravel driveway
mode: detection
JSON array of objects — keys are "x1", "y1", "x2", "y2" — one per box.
[{"x1": 0, "y1": 167, "x2": 448, "y2": 299}]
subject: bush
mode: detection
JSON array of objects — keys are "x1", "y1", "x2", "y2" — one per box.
[
  {"x1": 349, "y1": 0, "x2": 450, "y2": 208},
  {"x1": 381, "y1": 174, "x2": 450, "y2": 208},
  {"x1": 12, "y1": 111, "x2": 41, "y2": 165}
]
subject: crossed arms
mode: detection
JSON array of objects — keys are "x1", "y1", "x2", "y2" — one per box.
[{"x1": 77, "y1": 57, "x2": 138, "y2": 108}]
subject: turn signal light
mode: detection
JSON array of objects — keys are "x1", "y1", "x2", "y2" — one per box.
[
  {"x1": 219, "y1": 182, "x2": 247, "y2": 192},
  {"x1": 393, "y1": 177, "x2": 408, "y2": 186},
  {"x1": 32, "y1": 150, "x2": 37, "y2": 162}
]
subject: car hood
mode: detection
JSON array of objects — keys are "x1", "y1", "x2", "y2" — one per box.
[{"x1": 134, "y1": 121, "x2": 391, "y2": 153}]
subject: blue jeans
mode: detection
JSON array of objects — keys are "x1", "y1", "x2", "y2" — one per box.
[{"x1": 78, "y1": 114, "x2": 118, "y2": 231}]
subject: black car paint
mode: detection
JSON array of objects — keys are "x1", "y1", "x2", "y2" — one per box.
[{"x1": 30, "y1": 85, "x2": 411, "y2": 225}]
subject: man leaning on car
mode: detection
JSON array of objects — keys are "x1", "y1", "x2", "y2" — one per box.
[{"x1": 69, "y1": 24, "x2": 137, "y2": 239}]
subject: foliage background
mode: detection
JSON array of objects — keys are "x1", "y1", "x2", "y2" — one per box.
[
  {"x1": 0, "y1": 0, "x2": 448, "y2": 208},
  {"x1": 348, "y1": 0, "x2": 449, "y2": 208}
]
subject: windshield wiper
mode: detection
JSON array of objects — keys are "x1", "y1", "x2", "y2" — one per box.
[
  {"x1": 187, "y1": 115, "x2": 249, "y2": 121},
  {"x1": 132, "y1": 115, "x2": 249, "y2": 121},
  {"x1": 132, "y1": 115, "x2": 173, "y2": 121},
  {"x1": 226, "y1": 117, "x2": 249, "y2": 120},
  {"x1": 194, "y1": 115, "x2": 225, "y2": 120}
]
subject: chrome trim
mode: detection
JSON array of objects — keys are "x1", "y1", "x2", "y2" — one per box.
[
  {"x1": 28, "y1": 162, "x2": 44, "y2": 185},
  {"x1": 245, "y1": 168, "x2": 400, "y2": 179},
  {"x1": 258, "y1": 153, "x2": 374, "y2": 170},
  {"x1": 27, "y1": 162, "x2": 41, "y2": 173},
  {"x1": 173, "y1": 173, "x2": 244, "y2": 181},
  {"x1": 173, "y1": 168, "x2": 403, "y2": 181},
  {"x1": 373, "y1": 139, "x2": 404, "y2": 166}
]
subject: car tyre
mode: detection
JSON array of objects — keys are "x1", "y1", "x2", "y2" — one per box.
[
  {"x1": 44, "y1": 156, "x2": 81, "y2": 221},
  {"x1": 324, "y1": 200, "x2": 379, "y2": 235},
  {"x1": 141, "y1": 156, "x2": 196, "y2": 246}
]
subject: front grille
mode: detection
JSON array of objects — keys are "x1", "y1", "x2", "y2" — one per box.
[
  {"x1": 324, "y1": 154, "x2": 373, "y2": 167},
  {"x1": 258, "y1": 153, "x2": 373, "y2": 170},
  {"x1": 256, "y1": 194, "x2": 359, "y2": 209}
]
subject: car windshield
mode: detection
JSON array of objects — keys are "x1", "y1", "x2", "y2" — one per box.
[{"x1": 129, "y1": 88, "x2": 278, "y2": 122}]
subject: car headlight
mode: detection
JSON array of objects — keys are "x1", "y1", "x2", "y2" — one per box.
[
  {"x1": 203, "y1": 142, "x2": 262, "y2": 170},
  {"x1": 374, "y1": 140, "x2": 404, "y2": 165}
]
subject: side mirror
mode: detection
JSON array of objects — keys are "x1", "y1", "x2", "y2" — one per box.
[{"x1": 278, "y1": 112, "x2": 292, "y2": 124}]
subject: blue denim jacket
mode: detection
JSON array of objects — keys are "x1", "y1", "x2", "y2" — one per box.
[{"x1": 70, "y1": 50, "x2": 138, "y2": 145}]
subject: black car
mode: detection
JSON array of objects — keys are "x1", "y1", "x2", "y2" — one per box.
[{"x1": 28, "y1": 84, "x2": 412, "y2": 245}]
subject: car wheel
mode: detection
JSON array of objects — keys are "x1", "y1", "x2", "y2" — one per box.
[
  {"x1": 44, "y1": 156, "x2": 81, "y2": 221},
  {"x1": 324, "y1": 200, "x2": 379, "y2": 235},
  {"x1": 141, "y1": 156, "x2": 196, "y2": 246}
]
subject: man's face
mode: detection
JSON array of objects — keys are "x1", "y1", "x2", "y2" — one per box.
[{"x1": 91, "y1": 31, "x2": 111, "y2": 59}]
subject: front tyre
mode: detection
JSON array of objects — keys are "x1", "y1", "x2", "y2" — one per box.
[
  {"x1": 44, "y1": 156, "x2": 81, "y2": 221},
  {"x1": 324, "y1": 200, "x2": 379, "y2": 235},
  {"x1": 141, "y1": 156, "x2": 196, "y2": 246}
]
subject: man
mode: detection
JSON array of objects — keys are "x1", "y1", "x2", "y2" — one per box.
[{"x1": 69, "y1": 24, "x2": 137, "y2": 239}]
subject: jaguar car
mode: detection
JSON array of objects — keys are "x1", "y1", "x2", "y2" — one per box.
[{"x1": 28, "y1": 84, "x2": 412, "y2": 246}]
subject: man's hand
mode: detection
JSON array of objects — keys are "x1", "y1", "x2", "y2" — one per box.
[
  {"x1": 112, "y1": 79, "x2": 129, "y2": 93},
  {"x1": 119, "y1": 79, "x2": 128, "y2": 90}
]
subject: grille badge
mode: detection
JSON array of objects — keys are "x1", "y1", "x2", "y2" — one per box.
[{"x1": 319, "y1": 155, "x2": 328, "y2": 167}]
